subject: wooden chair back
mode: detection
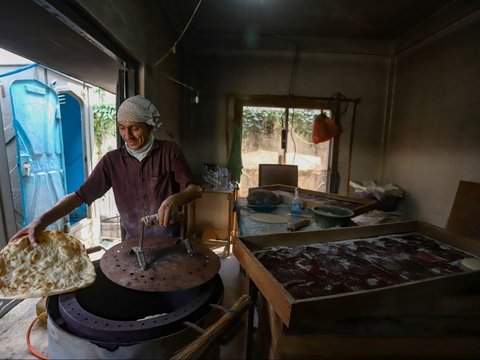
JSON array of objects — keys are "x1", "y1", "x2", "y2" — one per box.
[{"x1": 258, "y1": 164, "x2": 298, "y2": 187}]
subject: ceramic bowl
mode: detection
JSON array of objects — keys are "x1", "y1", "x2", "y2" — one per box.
[{"x1": 311, "y1": 205, "x2": 354, "y2": 227}]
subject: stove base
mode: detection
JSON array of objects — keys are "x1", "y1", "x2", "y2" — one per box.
[{"x1": 47, "y1": 311, "x2": 221, "y2": 359}]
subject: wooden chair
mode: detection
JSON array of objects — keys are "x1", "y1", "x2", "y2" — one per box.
[
  {"x1": 446, "y1": 180, "x2": 480, "y2": 239},
  {"x1": 258, "y1": 164, "x2": 298, "y2": 187}
]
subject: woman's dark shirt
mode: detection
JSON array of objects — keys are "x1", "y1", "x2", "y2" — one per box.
[{"x1": 76, "y1": 140, "x2": 195, "y2": 240}]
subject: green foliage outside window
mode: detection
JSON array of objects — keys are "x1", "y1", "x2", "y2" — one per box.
[
  {"x1": 290, "y1": 109, "x2": 321, "y2": 141},
  {"x1": 242, "y1": 108, "x2": 283, "y2": 146},
  {"x1": 242, "y1": 107, "x2": 321, "y2": 146},
  {"x1": 93, "y1": 88, "x2": 116, "y2": 156}
]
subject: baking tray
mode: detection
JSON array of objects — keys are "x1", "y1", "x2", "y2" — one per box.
[{"x1": 233, "y1": 221, "x2": 480, "y2": 329}]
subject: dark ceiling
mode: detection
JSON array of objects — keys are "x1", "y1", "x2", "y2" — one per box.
[
  {"x1": 0, "y1": 0, "x2": 126, "y2": 93},
  {"x1": 171, "y1": 0, "x2": 454, "y2": 45},
  {"x1": 0, "y1": 0, "x2": 459, "y2": 92}
]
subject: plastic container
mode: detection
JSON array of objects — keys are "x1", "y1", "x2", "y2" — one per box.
[{"x1": 291, "y1": 187, "x2": 304, "y2": 213}]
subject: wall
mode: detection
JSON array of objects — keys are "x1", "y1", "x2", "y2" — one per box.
[
  {"x1": 183, "y1": 48, "x2": 390, "y2": 194},
  {"x1": 75, "y1": 2, "x2": 392, "y2": 191},
  {"x1": 76, "y1": 0, "x2": 185, "y2": 144},
  {"x1": 384, "y1": 13, "x2": 480, "y2": 227},
  {"x1": 74, "y1": 3, "x2": 480, "y2": 226}
]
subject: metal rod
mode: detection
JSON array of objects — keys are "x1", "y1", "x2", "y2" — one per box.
[{"x1": 139, "y1": 222, "x2": 145, "y2": 250}]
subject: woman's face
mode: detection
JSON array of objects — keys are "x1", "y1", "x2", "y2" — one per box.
[{"x1": 118, "y1": 121, "x2": 152, "y2": 150}]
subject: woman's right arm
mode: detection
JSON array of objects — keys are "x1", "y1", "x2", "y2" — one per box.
[{"x1": 9, "y1": 192, "x2": 84, "y2": 244}]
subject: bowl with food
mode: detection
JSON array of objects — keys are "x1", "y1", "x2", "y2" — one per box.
[{"x1": 310, "y1": 205, "x2": 354, "y2": 227}]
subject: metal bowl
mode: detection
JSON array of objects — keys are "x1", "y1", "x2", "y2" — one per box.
[{"x1": 311, "y1": 205, "x2": 354, "y2": 227}]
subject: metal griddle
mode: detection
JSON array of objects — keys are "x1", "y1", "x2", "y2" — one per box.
[{"x1": 100, "y1": 237, "x2": 221, "y2": 292}]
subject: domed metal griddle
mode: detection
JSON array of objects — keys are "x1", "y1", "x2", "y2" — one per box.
[{"x1": 100, "y1": 237, "x2": 220, "y2": 292}]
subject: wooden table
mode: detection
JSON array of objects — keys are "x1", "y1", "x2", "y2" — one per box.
[
  {"x1": 236, "y1": 185, "x2": 377, "y2": 237},
  {"x1": 236, "y1": 197, "x2": 357, "y2": 236}
]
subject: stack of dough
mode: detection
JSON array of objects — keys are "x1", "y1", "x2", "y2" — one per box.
[
  {"x1": 0, "y1": 230, "x2": 96, "y2": 299},
  {"x1": 247, "y1": 190, "x2": 282, "y2": 206}
]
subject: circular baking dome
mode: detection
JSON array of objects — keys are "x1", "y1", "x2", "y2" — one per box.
[
  {"x1": 47, "y1": 262, "x2": 224, "y2": 344},
  {"x1": 100, "y1": 238, "x2": 221, "y2": 292}
]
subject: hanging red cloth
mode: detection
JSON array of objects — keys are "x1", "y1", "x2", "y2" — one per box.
[{"x1": 312, "y1": 113, "x2": 341, "y2": 144}]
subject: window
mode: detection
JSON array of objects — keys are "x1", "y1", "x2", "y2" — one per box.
[{"x1": 235, "y1": 96, "x2": 337, "y2": 197}]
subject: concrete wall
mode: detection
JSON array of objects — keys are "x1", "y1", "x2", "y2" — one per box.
[
  {"x1": 384, "y1": 13, "x2": 480, "y2": 227},
  {"x1": 183, "y1": 48, "x2": 390, "y2": 194},
  {"x1": 75, "y1": 2, "x2": 392, "y2": 192}
]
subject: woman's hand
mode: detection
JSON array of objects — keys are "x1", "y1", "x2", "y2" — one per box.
[
  {"x1": 157, "y1": 185, "x2": 202, "y2": 226},
  {"x1": 157, "y1": 194, "x2": 184, "y2": 226},
  {"x1": 9, "y1": 193, "x2": 83, "y2": 244},
  {"x1": 9, "y1": 218, "x2": 45, "y2": 245}
]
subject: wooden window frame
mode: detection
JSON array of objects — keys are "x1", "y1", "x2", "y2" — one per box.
[{"x1": 234, "y1": 95, "x2": 340, "y2": 193}]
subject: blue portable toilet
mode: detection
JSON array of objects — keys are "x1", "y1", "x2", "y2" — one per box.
[
  {"x1": 8, "y1": 79, "x2": 87, "y2": 229},
  {"x1": 59, "y1": 92, "x2": 87, "y2": 224},
  {"x1": 9, "y1": 79, "x2": 68, "y2": 230},
  {"x1": 1, "y1": 55, "x2": 101, "y2": 235}
]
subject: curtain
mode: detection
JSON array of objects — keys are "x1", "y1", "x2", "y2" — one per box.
[{"x1": 227, "y1": 122, "x2": 243, "y2": 182}]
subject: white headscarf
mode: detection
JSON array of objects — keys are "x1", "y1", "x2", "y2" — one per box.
[{"x1": 117, "y1": 95, "x2": 162, "y2": 131}]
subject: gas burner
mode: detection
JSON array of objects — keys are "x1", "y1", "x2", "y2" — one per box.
[{"x1": 47, "y1": 262, "x2": 223, "y2": 346}]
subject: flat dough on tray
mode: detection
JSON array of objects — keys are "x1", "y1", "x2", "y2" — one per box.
[
  {"x1": 250, "y1": 213, "x2": 288, "y2": 224},
  {"x1": 0, "y1": 230, "x2": 96, "y2": 299},
  {"x1": 460, "y1": 258, "x2": 480, "y2": 271}
]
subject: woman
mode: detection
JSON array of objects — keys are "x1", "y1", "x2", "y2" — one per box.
[{"x1": 10, "y1": 95, "x2": 202, "y2": 244}]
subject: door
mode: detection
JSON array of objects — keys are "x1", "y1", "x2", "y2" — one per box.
[
  {"x1": 10, "y1": 79, "x2": 67, "y2": 230},
  {"x1": 59, "y1": 92, "x2": 86, "y2": 225}
]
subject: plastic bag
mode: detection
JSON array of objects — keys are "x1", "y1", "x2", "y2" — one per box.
[
  {"x1": 350, "y1": 180, "x2": 404, "y2": 211},
  {"x1": 312, "y1": 113, "x2": 341, "y2": 144}
]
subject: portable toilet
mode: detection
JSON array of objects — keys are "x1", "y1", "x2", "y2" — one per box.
[{"x1": 0, "y1": 60, "x2": 92, "y2": 233}]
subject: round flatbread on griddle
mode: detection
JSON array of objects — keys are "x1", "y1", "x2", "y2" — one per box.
[{"x1": 0, "y1": 230, "x2": 96, "y2": 299}]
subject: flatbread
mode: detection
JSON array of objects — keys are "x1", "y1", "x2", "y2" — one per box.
[
  {"x1": 460, "y1": 258, "x2": 480, "y2": 271},
  {"x1": 250, "y1": 213, "x2": 288, "y2": 224},
  {"x1": 0, "y1": 230, "x2": 96, "y2": 299}
]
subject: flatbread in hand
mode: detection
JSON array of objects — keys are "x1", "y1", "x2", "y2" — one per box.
[{"x1": 0, "y1": 230, "x2": 96, "y2": 299}]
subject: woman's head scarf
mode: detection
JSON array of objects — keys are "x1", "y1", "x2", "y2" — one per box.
[{"x1": 117, "y1": 95, "x2": 162, "y2": 131}]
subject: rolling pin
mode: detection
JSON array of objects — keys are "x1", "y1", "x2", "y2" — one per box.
[{"x1": 287, "y1": 218, "x2": 311, "y2": 231}]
